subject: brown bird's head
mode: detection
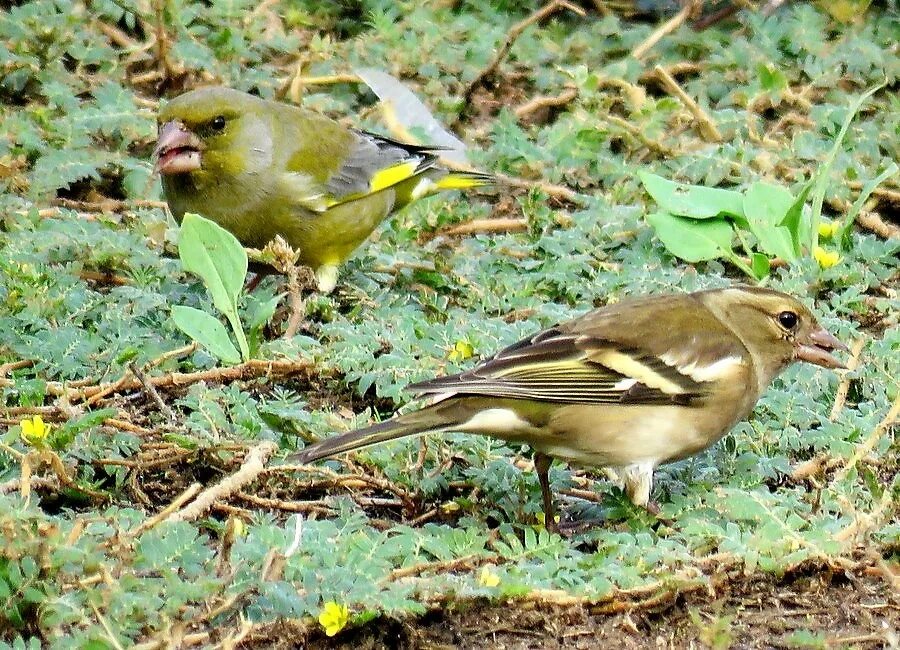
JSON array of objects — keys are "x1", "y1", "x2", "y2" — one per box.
[{"x1": 702, "y1": 286, "x2": 848, "y2": 381}]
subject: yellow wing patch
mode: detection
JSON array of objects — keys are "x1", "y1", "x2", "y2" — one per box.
[{"x1": 369, "y1": 161, "x2": 420, "y2": 193}]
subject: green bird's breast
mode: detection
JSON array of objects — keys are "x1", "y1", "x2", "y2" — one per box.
[{"x1": 162, "y1": 173, "x2": 397, "y2": 270}]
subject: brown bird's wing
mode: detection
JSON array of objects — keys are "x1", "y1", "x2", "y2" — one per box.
[{"x1": 409, "y1": 293, "x2": 749, "y2": 407}]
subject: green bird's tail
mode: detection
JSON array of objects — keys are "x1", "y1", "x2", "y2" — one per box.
[
  {"x1": 431, "y1": 170, "x2": 494, "y2": 192},
  {"x1": 288, "y1": 402, "x2": 464, "y2": 464}
]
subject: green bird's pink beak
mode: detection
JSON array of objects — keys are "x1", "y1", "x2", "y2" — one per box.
[
  {"x1": 153, "y1": 120, "x2": 203, "y2": 175},
  {"x1": 794, "y1": 327, "x2": 848, "y2": 369}
]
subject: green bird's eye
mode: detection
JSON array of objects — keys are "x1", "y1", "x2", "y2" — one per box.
[{"x1": 210, "y1": 115, "x2": 226, "y2": 131}]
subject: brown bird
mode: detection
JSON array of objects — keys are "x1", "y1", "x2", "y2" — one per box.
[{"x1": 289, "y1": 286, "x2": 847, "y2": 530}]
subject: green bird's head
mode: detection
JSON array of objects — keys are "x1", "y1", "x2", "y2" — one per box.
[{"x1": 154, "y1": 87, "x2": 273, "y2": 181}]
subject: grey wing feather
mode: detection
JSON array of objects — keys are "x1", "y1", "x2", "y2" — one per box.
[{"x1": 325, "y1": 130, "x2": 440, "y2": 198}]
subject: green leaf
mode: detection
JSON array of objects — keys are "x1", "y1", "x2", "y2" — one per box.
[
  {"x1": 178, "y1": 213, "x2": 247, "y2": 316},
  {"x1": 750, "y1": 253, "x2": 771, "y2": 279},
  {"x1": 171, "y1": 306, "x2": 241, "y2": 364},
  {"x1": 808, "y1": 82, "x2": 885, "y2": 251},
  {"x1": 646, "y1": 212, "x2": 734, "y2": 262},
  {"x1": 742, "y1": 182, "x2": 797, "y2": 261},
  {"x1": 639, "y1": 172, "x2": 745, "y2": 220},
  {"x1": 178, "y1": 213, "x2": 250, "y2": 360},
  {"x1": 837, "y1": 162, "x2": 898, "y2": 248},
  {"x1": 780, "y1": 180, "x2": 813, "y2": 257}
]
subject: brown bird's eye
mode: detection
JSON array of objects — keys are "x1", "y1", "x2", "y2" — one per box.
[
  {"x1": 778, "y1": 311, "x2": 798, "y2": 329},
  {"x1": 210, "y1": 115, "x2": 226, "y2": 131}
]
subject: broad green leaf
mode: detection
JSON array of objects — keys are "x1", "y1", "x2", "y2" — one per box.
[
  {"x1": 750, "y1": 253, "x2": 771, "y2": 279},
  {"x1": 178, "y1": 213, "x2": 250, "y2": 360},
  {"x1": 171, "y1": 306, "x2": 241, "y2": 364},
  {"x1": 838, "y1": 162, "x2": 898, "y2": 248},
  {"x1": 742, "y1": 182, "x2": 797, "y2": 261},
  {"x1": 780, "y1": 180, "x2": 813, "y2": 257},
  {"x1": 808, "y1": 82, "x2": 885, "y2": 250},
  {"x1": 178, "y1": 213, "x2": 247, "y2": 316},
  {"x1": 639, "y1": 172, "x2": 745, "y2": 220},
  {"x1": 646, "y1": 212, "x2": 734, "y2": 262}
]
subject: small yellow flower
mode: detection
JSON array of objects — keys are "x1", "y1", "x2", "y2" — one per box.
[
  {"x1": 19, "y1": 415, "x2": 49, "y2": 447},
  {"x1": 318, "y1": 601, "x2": 349, "y2": 637},
  {"x1": 448, "y1": 340, "x2": 475, "y2": 362},
  {"x1": 813, "y1": 246, "x2": 841, "y2": 269},
  {"x1": 817, "y1": 220, "x2": 841, "y2": 239},
  {"x1": 478, "y1": 566, "x2": 501, "y2": 588},
  {"x1": 231, "y1": 518, "x2": 246, "y2": 538}
]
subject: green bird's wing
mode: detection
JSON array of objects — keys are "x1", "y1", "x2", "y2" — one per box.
[{"x1": 282, "y1": 112, "x2": 489, "y2": 213}]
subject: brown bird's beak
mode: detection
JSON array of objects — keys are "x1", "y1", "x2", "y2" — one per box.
[
  {"x1": 794, "y1": 327, "x2": 848, "y2": 369},
  {"x1": 153, "y1": 120, "x2": 203, "y2": 175}
]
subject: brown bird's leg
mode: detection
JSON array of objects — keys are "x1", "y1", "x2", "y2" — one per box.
[
  {"x1": 533, "y1": 452, "x2": 558, "y2": 533},
  {"x1": 244, "y1": 273, "x2": 264, "y2": 293}
]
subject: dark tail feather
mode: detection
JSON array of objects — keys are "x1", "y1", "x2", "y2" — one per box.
[{"x1": 288, "y1": 404, "x2": 460, "y2": 464}]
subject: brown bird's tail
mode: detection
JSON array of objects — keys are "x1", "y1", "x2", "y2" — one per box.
[{"x1": 288, "y1": 403, "x2": 464, "y2": 464}]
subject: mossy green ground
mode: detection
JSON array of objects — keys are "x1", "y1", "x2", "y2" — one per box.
[{"x1": 0, "y1": 1, "x2": 897, "y2": 647}]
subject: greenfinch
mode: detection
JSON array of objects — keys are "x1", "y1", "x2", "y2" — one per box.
[
  {"x1": 153, "y1": 87, "x2": 491, "y2": 292},
  {"x1": 289, "y1": 286, "x2": 847, "y2": 529}
]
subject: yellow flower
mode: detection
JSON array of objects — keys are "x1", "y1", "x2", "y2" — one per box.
[
  {"x1": 817, "y1": 220, "x2": 841, "y2": 239},
  {"x1": 478, "y1": 566, "x2": 501, "y2": 588},
  {"x1": 231, "y1": 518, "x2": 246, "y2": 538},
  {"x1": 19, "y1": 415, "x2": 49, "y2": 447},
  {"x1": 318, "y1": 601, "x2": 349, "y2": 637},
  {"x1": 448, "y1": 340, "x2": 475, "y2": 362},
  {"x1": 813, "y1": 246, "x2": 841, "y2": 269}
]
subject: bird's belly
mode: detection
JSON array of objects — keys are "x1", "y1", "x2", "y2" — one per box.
[{"x1": 537, "y1": 404, "x2": 733, "y2": 469}]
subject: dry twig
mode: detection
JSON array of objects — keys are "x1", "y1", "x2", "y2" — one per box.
[
  {"x1": 830, "y1": 337, "x2": 867, "y2": 421},
  {"x1": 168, "y1": 442, "x2": 278, "y2": 522},
  {"x1": 461, "y1": 0, "x2": 585, "y2": 105},
  {"x1": 652, "y1": 65, "x2": 722, "y2": 142},
  {"x1": 631, "y1": 2, "x2": 697, "y2": 60}
]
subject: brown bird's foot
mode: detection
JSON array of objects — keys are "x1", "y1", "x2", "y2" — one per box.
[
  {"x1": 555, "y1": 517, "x2": 607, "y2": 538},
  {"x1": 641, "y1": 500, "x2": 675, "y2": 527},
  {"x1": 244, "y1": 272, "x2": 264, "y2": 293},
  {"x1": 534, "y1": 452, "x2": 559, "y2": 534}
]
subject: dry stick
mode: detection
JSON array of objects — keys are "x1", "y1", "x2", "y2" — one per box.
[
  {"x1": 833, "y1": 394, "x2": 900, "y2": 484},
  {"x1": 441, "y1": 218, "x2": 528, "y2": 237},
  {"x1": 168, "y1": 442, "x2": 278, "y2": 523},
  {"x1": 282, "y1": 264, "x2": 305, "y2": 340},
  {"x1": 833, "y1": 479, "x2": 895, "y2": 544},
  {"x1": 128, "y1": 483, "x2": 203, "y2": 537},
  {"x1": 0, "y1": 359, "x2": 33, "y2": 376},
  {"x1": 52, "y1": 198, "x2": 168, "y2": 212},
  {"x1": 461, "y1": 0, "x2": 585, "y2": 105},
  {"x1": 514, "y1": 88, "x2": 578, "y2": 121},
  {"x1": 829, "y1": 337, "x2": 867, "y2": 421},
  {"x1": 129, "y1": 362, "x2": 178, "y2": 422},
  {"x1": 69, "y1": 359, "x2": 314, "y2": 402},
  {"x1": 653, "y1": 65, "x2": 722, "y2": 142},
  {"x1": 856, "y1": 210, "x2": 900, "y2": 240},
  {"x1": 147, "y1": 343, "x2": 198, "y2": 369},
  {"x1": 494, "y1": 172, "x2": 583, "y2": 204},
  {"x1": 235, "y1": 492, "x2": 334, "y2": 515},
  {"x1": 103, "y1": 418, "x2": 154, "y2": 436},
  {"x1": 0, "y1": 476, "x2": 58, "y2": 495},
  {"x1": 382, "y1": 553, "x2": 488, "y2": 583},
  {"x1": 630, "y1": 2, "x2": 695, "y2": 60}
]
